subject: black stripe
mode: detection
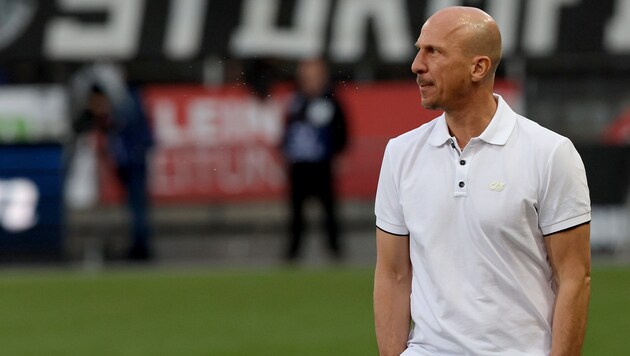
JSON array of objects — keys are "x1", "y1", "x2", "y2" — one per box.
[
  {"x1": 376, "y1": 226, "x2": 409, "y2": 237},
  {"x1": 543, "y1": 221, "x2": 591, "y2": 237}
]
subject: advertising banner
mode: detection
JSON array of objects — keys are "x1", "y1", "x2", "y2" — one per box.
[
  {"x1": 0, "y1": 86, "x2": 67, "y2": 261},
  {"x1": 1, "y1": 0, "x2": 630, "y2": 63},
  {"x1": 0, "y1": 144, "x2": 64, "y2": 261},
  {"x1": 131, "y1": 80, "x2": 522, "y2": 203},
  {"x1": 0, "y1": 86, "x2": 68, "y2": 143}
]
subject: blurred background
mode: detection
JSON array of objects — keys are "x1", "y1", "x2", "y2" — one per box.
[{"x1": 0, "y1": 0, "x2": 629, "y2": 354}]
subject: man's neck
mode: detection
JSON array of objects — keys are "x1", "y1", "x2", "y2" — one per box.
[{"x1": 445, "y1": 93, "x2": 498, "y2": 149}]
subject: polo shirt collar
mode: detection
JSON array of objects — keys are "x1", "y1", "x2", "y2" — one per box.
[
  {"x1": 428, "y1": 94, "x2": 516, "y2": 147},
  {"x1": 428, "y1": 113, "x2": 451, "y2": 146},
  {"x1": 478, "y1": 95, "x2": 515, "y2": 146}
]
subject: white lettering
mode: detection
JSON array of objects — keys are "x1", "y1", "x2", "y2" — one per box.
[
  {"x1": 604, "y1": 0, "x2": 630, "y2": 52},
  {"x1": 0, "y1": 178, "x2": 39, "y2": 232},
  {"x1": 330, "y1": 0, "x2": 413, "y2": 62},
  {"x1": 151, "y1": 147, "x2": 285, "y2": 197},
  {"x1": 153, "y1": 99, "x2": 183, "y2": 148},
  {"x1": 0, "y1": 0, "x2": 38, "y2": 51},
  {"x1": 214, "y1": 147, "x2": 285, "y2": 194},
  {"x1": 164, "y1": 0, "x2": 208, "y2": 59},
  {"x1": 152, "y1": 96, "x2": 285, "y2": 147},
  {"x1": 188, "y1": 99, "x2": 219, "y2": 145},
  {"x1": 523, "y1": 0, "x2": 581, "y2": 55},
  {"x1": 33, "y1": 1, "x2": 630, "y2": 63},
  {"x1": 244, "y1": 99, "x2": 285, "y2": 145},
  {"x1": 151, "y1": 152, "x2": 179, "y2": 196},
  {"x1": 44, "y1": 0, "x2": 144, "y2": 59},
  {"x1": 168, "y1": 148, "x2": 196, "y2": 193},
  {"x1": 230, "y1": 0, "x2": 330, "y2": 58}
]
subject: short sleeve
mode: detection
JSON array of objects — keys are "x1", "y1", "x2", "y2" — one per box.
[
  {"x1": 538, "y1": 139, "x2": 591, "y2": 235},
  {"x1": 375, "y1": 141, "x2": 409, "y2": 236}
]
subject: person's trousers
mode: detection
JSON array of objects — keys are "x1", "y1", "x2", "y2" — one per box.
[
  {"x1": 286, "y1": 162, "x2": 341, "y2": 260},
  {"x1": 117, "y1": 163, "x2": 150, "y2": 253}
]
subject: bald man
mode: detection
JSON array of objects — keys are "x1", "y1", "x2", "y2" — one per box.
[{"x1": 374, "y1": 6, "x2": 591, "y2": 356}]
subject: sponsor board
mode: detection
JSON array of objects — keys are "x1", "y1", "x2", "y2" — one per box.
[
  {"x1": 0, "y1": 144, "x2": 64, "y2": 261},
  {"x1": 113, "y1": 80, "x2": 522, "y2": 203},
  {"x1": 2, "y1": 0, "x2": 630, "y2": 63},
  {"x1": 0, "y1": 86, "x2": 68, "y2": 143}
]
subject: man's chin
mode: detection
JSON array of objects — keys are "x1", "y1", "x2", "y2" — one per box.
[{"x1": 420, "y1": 100, "x2": 439, "y2": 110}]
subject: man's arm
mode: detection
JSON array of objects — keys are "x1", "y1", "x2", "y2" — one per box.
[
  {"x1": 544, "y1": 223, "x2": 591, "y2": 356},
  {"x1": 374, "y1": 228, "x2": 412, "y2": 356}
]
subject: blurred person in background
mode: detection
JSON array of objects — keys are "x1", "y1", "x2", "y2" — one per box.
[
  {"x1": 70, "y1": 63, "x2": 154, "y2": 261},
  {"x1": 281, "y1": 58, "x2": 348, "y2": 263},
  {"x1": 374, "y1": 7, "x2": 591, "y2": 356}
]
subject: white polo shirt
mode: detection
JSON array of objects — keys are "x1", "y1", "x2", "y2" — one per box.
[{"x1": 375, "y1": 95, "x2": 591, "y2": 355}]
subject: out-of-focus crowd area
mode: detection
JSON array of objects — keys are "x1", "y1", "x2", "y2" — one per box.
[{"x1": 0, "y1": 0, "x2": 628, "y2": 267}]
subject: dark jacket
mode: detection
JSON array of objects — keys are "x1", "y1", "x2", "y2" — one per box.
[{"x1": 282, "y1": 90, "x2": 348, "y2": 163}]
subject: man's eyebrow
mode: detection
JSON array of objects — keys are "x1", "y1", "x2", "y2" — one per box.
[{"x1": 415, "y1": 43, "x2": 441, "y2": 51}]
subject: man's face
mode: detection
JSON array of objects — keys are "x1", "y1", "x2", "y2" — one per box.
[
  {"x1": 298, "y1": 59, "x2": 327, "y2": 98},
  {"x1": 410, "y1": 18, "x2": 471, "y2": 111},
  {"x1": 88, "y1": 92, "x2": 111, "y2": 117}
]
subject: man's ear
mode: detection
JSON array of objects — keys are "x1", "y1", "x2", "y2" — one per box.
[{"x1": 470, "y1": 56, "x2": 491, "y2": 82}]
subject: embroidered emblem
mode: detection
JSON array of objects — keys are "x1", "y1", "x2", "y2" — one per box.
[{"x1": 489, "y1": 182, "x2": 505, "y2": 192}]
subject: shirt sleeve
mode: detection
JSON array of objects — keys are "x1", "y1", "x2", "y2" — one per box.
[
  {"x1": 375, "y1": 141, "x2": 409, "y2": 236},
  {"x1": 538, "y1": 138, "x2": 591, "y2": 236}
]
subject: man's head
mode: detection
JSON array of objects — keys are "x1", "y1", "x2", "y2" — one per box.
[
  {"x1": 297, "y1": 58, "x2": 329, "y2": 98},
  {"x1": 87, "y1": 84, "x2": 112, "y2": 118},
  {"x1": 411, "y1": 6, "x2": 502, "y2": 111}
]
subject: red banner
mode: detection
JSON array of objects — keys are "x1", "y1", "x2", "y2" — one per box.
[{"x1": 101, "y1": 81, "x2": 521, "y2": 204}]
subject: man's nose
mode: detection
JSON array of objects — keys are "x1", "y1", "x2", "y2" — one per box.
[{"x1": 411, "y1": 52, "x2": 426, "y2": 74}]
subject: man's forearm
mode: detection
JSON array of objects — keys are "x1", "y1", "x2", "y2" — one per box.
[
  {"x1": 550, "y1": 277, "x2": 591, "y2": 356},
  {"x1": 374, "y1": 267, "x2": 412, "y2": 356}
]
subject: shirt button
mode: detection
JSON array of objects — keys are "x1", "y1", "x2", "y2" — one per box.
[
  {"x1": 459, "y1": 181, "x2": 465, "y2": 188},
  {"x1": 460, "y1": 160, "x2": 466, "y2": 165}
]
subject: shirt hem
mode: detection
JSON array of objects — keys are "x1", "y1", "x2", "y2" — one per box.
[
  {"x1": 541, "y1": 211, "x2": 591, "y2": 236},
  {"x1": 375, "y1": 218, "x2": 409, "y2": 236}
]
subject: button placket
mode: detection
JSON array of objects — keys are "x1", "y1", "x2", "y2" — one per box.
[{"x1": 454, "y1": 140, "x2": 474, "y2": 197}]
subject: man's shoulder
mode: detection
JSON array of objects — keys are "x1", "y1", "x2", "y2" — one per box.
[{"x1": 514, "y1": 114, "x2": 571, "y2": 148}]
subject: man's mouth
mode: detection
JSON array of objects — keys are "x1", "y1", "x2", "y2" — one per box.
[{"x1": 417, "y1": 79, "x2": 433, "y2": 88}]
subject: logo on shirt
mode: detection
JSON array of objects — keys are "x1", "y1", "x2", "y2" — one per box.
[
  {"x1": 306, "y1": 99, "x2": 334, "y2": 127},
  {"x1": 489, "y1": 181, "x2": 505, "y2": 192}
]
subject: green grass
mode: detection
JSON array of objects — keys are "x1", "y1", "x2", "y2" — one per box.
[
  {"x1": 584, "y1": 265, "x2": 630, "y2": 355},
  {"x1": 0, "y1": 265, "x2": 628, "y2": 355},
  {"x1": 0, "y1": 267, "x2": 376, "y2": 356}
]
